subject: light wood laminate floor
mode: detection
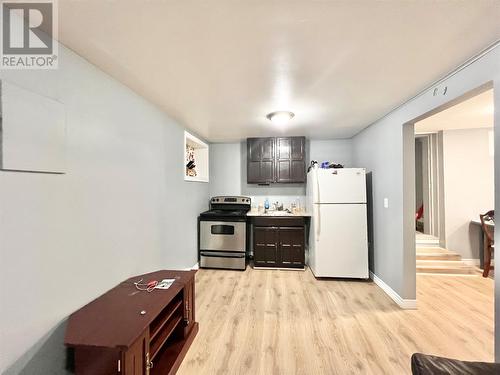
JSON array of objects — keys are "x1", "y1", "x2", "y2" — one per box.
[{"x1": 177, "y1": 267, "x2": 493, "y2": 375}]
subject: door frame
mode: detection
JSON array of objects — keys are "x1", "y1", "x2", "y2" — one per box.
[
  {"x1": 403, "y1": 81, "x2": 494, "y2": 302},
  {"x1": 414, "y1": 132, "x2": 443, "y2": 241}
]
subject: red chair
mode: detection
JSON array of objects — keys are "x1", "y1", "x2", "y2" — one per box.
[
  {"x1": 415, "y1": 205, "x2": 424, "y2": 232},
  {"x1": 415, "y1": 205, "x2": 424, "y2": 221}
]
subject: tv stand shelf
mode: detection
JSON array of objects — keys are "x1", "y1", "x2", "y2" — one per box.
[{"x1": 65, "y1": 270, "x2": 198, "y2": 375}]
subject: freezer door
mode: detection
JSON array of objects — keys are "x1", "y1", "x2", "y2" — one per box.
[
  {"x1": 306, "y1": 166, "x2": 319, "y2": 212},
  {"x1": 315, "y1": 168, "x2": 366, "y2": 204},
  {"x1": 309, "y1": 203, "x2": 368, "y2": 278}
]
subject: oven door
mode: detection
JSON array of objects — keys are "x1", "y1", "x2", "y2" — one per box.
[{"x1": 199, "y1": 220, "x2": 246, "y2": 252}]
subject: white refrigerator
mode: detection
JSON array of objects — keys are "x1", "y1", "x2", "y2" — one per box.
[{"x1": 306, "y1": 167, "x2": 368, "y2": 278}]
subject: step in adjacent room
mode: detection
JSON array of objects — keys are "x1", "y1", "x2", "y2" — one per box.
[{"x1": 416, "y1": 247, "x2": 476, "y2": 275}]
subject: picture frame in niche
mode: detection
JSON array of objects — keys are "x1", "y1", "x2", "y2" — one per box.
[
  {"x1": 184, "y1": 131, "x2": 208, "y2": 182},
  {"x1": 0, "y1": 80, "x2": 66, "y2": 173}
]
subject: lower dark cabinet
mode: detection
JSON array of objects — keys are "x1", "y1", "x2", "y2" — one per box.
[
  {"x1": 253, "y1": 217, "x2": 305, "y2": 269},
  {"x1": 254, "y1": 226, "x2": 279, "y2": 266},
  {"x1": 279, "y1": 227, "x2": 305, "y2": 267}
]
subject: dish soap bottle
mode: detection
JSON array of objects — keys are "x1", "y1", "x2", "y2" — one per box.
[{"x1": 264, "y1": 197, "x2": 270, "y2": 213}]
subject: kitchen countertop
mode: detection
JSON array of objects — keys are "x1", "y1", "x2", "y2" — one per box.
[{"x1": 246, "y1": 210, "x2": 312, "y2": 217}]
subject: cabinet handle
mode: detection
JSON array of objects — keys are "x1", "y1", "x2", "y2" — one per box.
[{"x1": 146, "y1": 353, "x2": 153, "y2": 375}]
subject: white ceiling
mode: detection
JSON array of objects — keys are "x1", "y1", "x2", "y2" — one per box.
[
  {"x1": 57, "y1": 1, "x2": 500, "y2": 142},
  {"x1": 415, "y1": 89, "x2": 494, "y2": 133}
]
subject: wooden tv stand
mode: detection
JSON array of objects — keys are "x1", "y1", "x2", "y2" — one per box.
[{"x1": 65, "y1": 270, "x2": 198, "y2": 375}]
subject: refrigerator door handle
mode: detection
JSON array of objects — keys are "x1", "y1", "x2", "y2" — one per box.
[
  {"x1": 311, "y1": 166, "x2": 321, "y2": 241},
  {"x1": 315, "y1": 166, "x2": 320, "y2": 203},
  {"x1": 315, "y1": 203, "x2": 321, "y2": 241}
]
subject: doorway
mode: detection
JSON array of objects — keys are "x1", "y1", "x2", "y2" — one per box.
[
  {"x1": 402, "y1": 82, "x2": 496, "y2": 362},
  {"x1": 413, "y1": 88, "x2": 494, "y2": 275}
]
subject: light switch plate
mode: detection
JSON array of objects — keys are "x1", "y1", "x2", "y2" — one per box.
[{"x1": 383, "y1": 198, "x2": 389, "y2": 208}]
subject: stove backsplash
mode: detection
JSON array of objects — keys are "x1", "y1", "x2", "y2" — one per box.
[{"x1": 248, "y1": 195, "x2": 306, "y2": 210}]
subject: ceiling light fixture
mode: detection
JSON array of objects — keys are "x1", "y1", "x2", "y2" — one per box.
[{"x1": 266, "y1": 111, "x2": 295, "y2": 125}]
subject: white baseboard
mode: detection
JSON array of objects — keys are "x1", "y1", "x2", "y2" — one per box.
[
  {"x1": 182, "y1": 262, "x2": 199, "y2": 271},
  {"x1": 370, "y1": 271, "x2": 417, "y2": 309},
  {"x1": 462, "y1": 258, "x2": 480, "y2": 267}
]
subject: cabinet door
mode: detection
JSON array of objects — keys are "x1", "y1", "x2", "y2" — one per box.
[
  {"x1": 183, "y1": 277, "x2": 195, "y2": 337},
  {"x1": 248, "y1": 138, "x2": 262, "y2": 161},
  {"x1": 276, "y1": 137, "x2": 291, "y2": 159},
  {"x1": 253, "y1": 226, "x2": 279, "y2": 266},
  {"x1": 291, "y1": 137, "x2": 305, "y2": 159},
  {"x1": 123, "y1": 330, "x2": 149, "y2": 375},
  {"x1": 247, "y1": 138, "x2": 261, "y2": 183},
  {"x1": 276, "y1": 137, "x2": 305, "y2": 183},
  {"x1": 276, "y1": 137, "x2": 291, "y2": 182},
  {"x1": 261, "y1": 138, "x2": 275, "y2": 160},
  {"x1": 260, "y1": 138, "x2": 275, "y2": 182},
  {"x1": 279, "y1": 227, "x2": 305, "y2": 268},
  {"x1": 247, "y1": 138, "x2": 275, "y2": 183},
  {"x1": 74, "y1": 347, "x2": 121, "y2": 375},
  {"x1": 290, "y1": 137, "x2": 306, "y2": 183}
]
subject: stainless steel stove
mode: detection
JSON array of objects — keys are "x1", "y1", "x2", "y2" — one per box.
[{"x1": 198, "y1": 196, "x2": 251, "y2": 270}]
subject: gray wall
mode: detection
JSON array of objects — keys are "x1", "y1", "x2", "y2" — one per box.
[
  {"x1": 352, "y1": 115, "x2": 411, "y2": 297},
  {"x1": 441, "y1": 128, "x2": 494, "y2": 260},
  {"x1": 309, "y1": 139, "x2": 353, "y2": 166},
  {"x1": 0, "y1": 44, "x2": 209, "y2": 373},
  {"x1": 209, "y1": 142, "x2": 242, "y2": 196},
  {"x1": 209, "y1": 139, "x2": 353, "y2": 206},
  {"x1": 352, "y1": 44, "x2": 500, "y2": 313}
]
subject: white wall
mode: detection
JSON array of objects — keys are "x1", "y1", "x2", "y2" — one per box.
[
  {"x1": 209, "y1": 138, "x2": 353, "y2": 207},
  {"x1": 0, "y1": 44, "x2": 209, "y2": 373},
  {"x1": 442, "y1": 128, "x2": 494, "y2": 260}
]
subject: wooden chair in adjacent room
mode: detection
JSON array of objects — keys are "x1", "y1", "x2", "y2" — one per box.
[{"x1": 480, "y1": 210, "x2": 495, "y2": 278}]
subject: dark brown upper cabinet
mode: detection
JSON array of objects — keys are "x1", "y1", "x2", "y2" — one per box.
[
  {"x1": 248, "y1": 137, "x2": 275, "y2": 184},
  {"x1": 247, "y1": 136, "x2": 305, "y2": 184}
]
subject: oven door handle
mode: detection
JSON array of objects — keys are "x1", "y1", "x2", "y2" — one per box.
[{"x1": 200, "y1": 252, "x2": 245, "y2": 258}]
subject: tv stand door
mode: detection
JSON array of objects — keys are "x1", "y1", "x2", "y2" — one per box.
[{"x1": 123, "y1": 330, "x2": 149, "y2": 375}]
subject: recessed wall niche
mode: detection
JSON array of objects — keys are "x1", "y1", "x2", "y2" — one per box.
[
  {"x1": 0, "y1": 80, "x2": 66, "y2": 173},
  {"x1": 184, "y1": 131, "x2": 208, "y2": 182}
]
